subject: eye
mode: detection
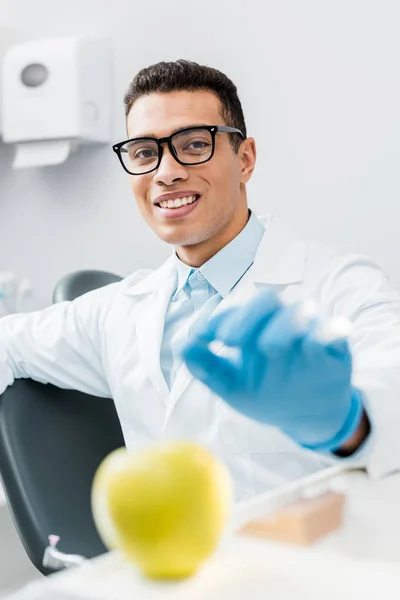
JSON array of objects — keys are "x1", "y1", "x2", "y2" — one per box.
[
  {"x1": 126, "y1": 143, "x2": 158, "y2": 162},
  {"x1": 187, "y1": 140, "x2": 208, "y2": 150},
  {"x1": 135, "y1": 148, "x2": 158, "y2": 159},
  {"x1": 181, "y1": 139, "x2": 212, "y2": 154}
]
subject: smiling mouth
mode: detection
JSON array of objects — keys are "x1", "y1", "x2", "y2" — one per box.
[{"x1": 155, "y1": 194, "x2": 200, "y2": 209}]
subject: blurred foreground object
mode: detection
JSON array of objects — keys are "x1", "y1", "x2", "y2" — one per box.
[
  {"x1": 232, "y1": 464, "x2": 353, "y2": 546},
  {"x1": 240, "y1": 491, "x2": 346, "y2": 545},
  {"x1": 91, "y1": 443, "x2": 233, "y2": 580}
]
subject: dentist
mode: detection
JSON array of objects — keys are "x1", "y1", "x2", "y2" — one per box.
[{"x1": 1, "y1": 59, "x2": 400, "y2": 499}]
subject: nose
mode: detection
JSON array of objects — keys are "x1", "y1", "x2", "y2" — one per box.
[{"x1": 154, "y1": 144, "x2": 189, "y2": 186}]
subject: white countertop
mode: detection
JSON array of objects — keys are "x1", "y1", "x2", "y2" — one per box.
[
  {"x1": 5, "y1": 469, "x2": 400, "y2": 599},
  {"x1": 306, "y1": 468, "x2": 400, "y2": 563}
]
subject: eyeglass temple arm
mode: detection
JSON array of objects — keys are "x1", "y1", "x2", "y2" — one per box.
[{"x1": 215, "y1": 126, "x2": 244, "y2": 138}]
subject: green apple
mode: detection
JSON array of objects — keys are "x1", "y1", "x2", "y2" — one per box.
[{"x1": 91, "y1": 442, "x2": 232, "y2": 580}]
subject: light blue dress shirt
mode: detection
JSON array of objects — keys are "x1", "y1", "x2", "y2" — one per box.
[{"x1": 160, "y1": 211, "x2": 266, "y2": 390}]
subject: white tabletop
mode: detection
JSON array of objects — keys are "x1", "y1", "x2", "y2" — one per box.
[
  {"x1": 305, "y1": 468, "x2": 400, "y2": 563},
  {"x1": 6, "y1": 469, "x2": 400, "y2": 599}
]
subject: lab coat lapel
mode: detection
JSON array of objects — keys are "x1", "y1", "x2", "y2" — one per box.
[
  {"x1": 250, "y1": 214, "x2": 306, "y2": 286},
  {"x1": 167, "y1": 362, "x2": 192, "y2": 418},
  {"x1": 125, "y1": 255, "x2": 177, "y2": 400}
]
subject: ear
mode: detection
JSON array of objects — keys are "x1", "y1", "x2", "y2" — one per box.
[{"x1": 239, "y1": 137, "x2": 256, "y2": 183}]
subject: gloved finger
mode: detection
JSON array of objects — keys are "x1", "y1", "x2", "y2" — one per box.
[
  {"x1": 301, "y1": 328, "x2": 350, "y2": 361},
  {"x1": 324, "y1": 336, "x2": 351, "y2": 360},
  {"x1": 214, "y1": 288, "x2": 282, "y2": 347},
  {"x1": 182, "y1": 342, "x2": 240, "y2": 397},
  {"x1": 257, "y1": 304, "x2": 305, "y2": 355},
  {"x1": 190, "y1": 307, "x2": 238, "y2": 343},
  {"x1": 311, "y1": 316, "x2": 352, "y2": 356}
]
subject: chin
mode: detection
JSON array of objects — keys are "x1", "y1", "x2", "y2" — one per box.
[{"x1": 155, "y1": 224, "x2": 208, "y2": 247}]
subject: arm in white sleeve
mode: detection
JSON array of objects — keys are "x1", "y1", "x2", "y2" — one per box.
[
  {"x1": 0, "y1": 282, "x2": 120, "y2": 398},
  {"x1": 322, "y1": 254, "x2": 400, "y2": 477}
]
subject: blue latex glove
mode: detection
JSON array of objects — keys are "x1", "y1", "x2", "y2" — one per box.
[{"x1": 182, "y1": 289, "x2": 364, "y2": 451}]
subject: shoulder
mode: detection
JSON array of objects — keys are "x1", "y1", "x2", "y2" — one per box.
[
  {"x1": 303, "y1": 241, "x2": 399, "y2": 316},
  {"x1": 255, "y1": 214, "x2": 398, "y2": 314},
  {"x1": 304, "y1": 240, "x2": 390, "y2": 287},
  {"x1": 71, "y1": 268, "x2": 156, "y2": 322},
  {"x1": 118, "y1": 269, "x2": 155, "y2": 292}
]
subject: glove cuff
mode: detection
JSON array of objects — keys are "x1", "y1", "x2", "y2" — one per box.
[{"x1": 303, "y1": 387, "x2": 364, "y2": 453}]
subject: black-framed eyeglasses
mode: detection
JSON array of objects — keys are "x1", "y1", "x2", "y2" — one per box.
[{"x1": 112, "y1": 125, "x2": 244, "y2": 176}]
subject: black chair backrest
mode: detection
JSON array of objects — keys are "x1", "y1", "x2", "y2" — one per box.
[
  {"x1": 52, "y1": 270, "x2": 122, "y2": 303},
  {"x1": 0, "y1": 380, "x2": 125, "y2": 575}
]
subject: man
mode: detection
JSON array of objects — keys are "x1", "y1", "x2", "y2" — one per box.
[{"x1": 1, "y1": 60, "x2": 400, "y2": 501}]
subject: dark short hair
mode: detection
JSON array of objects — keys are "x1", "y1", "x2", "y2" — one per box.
[{"x1": 124, "y1": 59, "x2": 247, "y2": 152}]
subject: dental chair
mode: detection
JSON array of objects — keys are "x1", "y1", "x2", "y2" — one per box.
[
  {"x1": 52, "y1": 269, "x2": 122, "y2": 304},
  {"x1": 0, "y1": 270, "x2": 125, "y2": 575}
]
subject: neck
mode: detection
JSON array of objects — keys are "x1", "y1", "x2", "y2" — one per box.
[{"x1": 175, "y1": 203, "x2": 250, "y2": 268}]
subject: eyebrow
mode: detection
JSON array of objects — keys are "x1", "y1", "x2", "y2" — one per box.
[{"x1": 126, "y1": 123, "x2": 214, "y2": 139}]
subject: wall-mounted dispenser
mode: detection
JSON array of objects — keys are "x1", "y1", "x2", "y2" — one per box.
[
  {"x1": 1, "y1": 37, "x2": 111, "y2": 168},
  {"x1": 0, "y1": 25, "x2": 19, "y2": 135}
]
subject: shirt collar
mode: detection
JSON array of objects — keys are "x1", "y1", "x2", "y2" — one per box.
[
  {"x1": 174, "y1": 259, "x2": 194, "y2": 296},
  {"x1": 122, "y1": 212, "x2": 306, "y2": 298},
  {"x1": 173, "y1": 210, "x2": 266, "y2": 298}
]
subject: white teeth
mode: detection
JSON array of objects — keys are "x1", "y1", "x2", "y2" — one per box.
[{"x1": 159, "y1": 195, "x2": 197, "y2": 209}]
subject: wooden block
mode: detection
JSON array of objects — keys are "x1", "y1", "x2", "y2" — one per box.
[{"x1": 239, "y1": 491, "x2": 346, "y2": 546}]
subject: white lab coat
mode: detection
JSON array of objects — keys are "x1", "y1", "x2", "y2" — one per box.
[{"x1": 1, "y1": 214, "x2": 400, "y2": 501}]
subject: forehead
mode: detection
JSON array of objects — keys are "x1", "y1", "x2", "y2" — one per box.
[{"x1": 126, "y1": 90, "x2": 223, "y2": 138}]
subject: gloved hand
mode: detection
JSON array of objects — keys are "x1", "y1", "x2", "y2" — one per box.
[{"x1": 182, "y1": 288, "x2": 364, "y2": 451}]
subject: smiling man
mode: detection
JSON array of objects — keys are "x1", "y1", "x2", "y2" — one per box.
[
  {"x1": 116, "y1": 84, "x2": 253, "y2": 265},
  {"x1": 1, "y1": 59, "x2": 400, "y2": 500}
]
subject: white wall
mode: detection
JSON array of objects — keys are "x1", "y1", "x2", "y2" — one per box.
[{"x1": 0, "y1": 0, "x2": 399, "y2": 307}]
